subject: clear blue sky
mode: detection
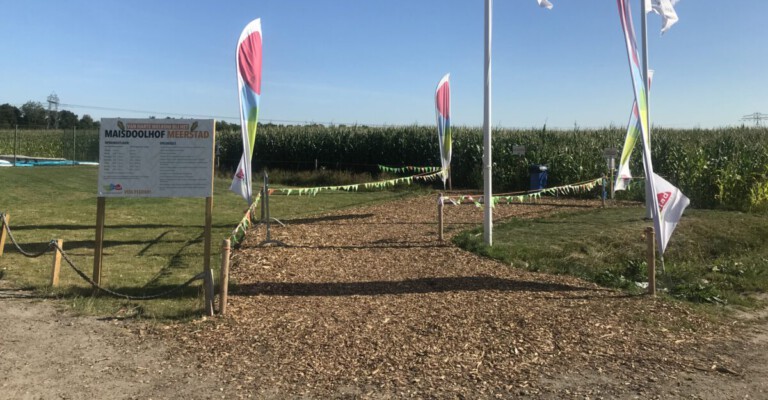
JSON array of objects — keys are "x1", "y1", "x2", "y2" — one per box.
[{"x1": 1, "y1": 0, "x2": 766, "y2": 129}]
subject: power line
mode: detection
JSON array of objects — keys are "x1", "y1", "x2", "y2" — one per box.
[
  {"x1": 56, "y1": 102, "x2": 391, "y2": 127},
  {"x1": 740, "y1": 112, "x2": 768, "y2": 127}
]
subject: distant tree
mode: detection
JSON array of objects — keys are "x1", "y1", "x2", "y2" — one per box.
[
  {"x1": 0, "y1": 103, "x2": 21, "y2": 128},
  {"x1": 57, "y1": 110, "x2": 79, "y2": 129},
  {"x1": 78, "y1": 114, "x2": 96, "y2": 130},
  {"x1": 19, "y1": 101, "x2": 47, "y2": 128},
  {"x1": 216, "y1": 120, "x2": 238, "y2": 132}
]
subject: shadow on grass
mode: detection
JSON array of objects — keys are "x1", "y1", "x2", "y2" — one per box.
[
  {"x1": 232, "y1": 276, "x2": 604, "y2": 297},
  {"x1": 41, "y1": 284, "x2": 202, "y2": 300},
  {"x1": 11, "y1": 237, "x2": 203, "y2": 252}
]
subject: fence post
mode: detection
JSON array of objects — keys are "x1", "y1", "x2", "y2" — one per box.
[
  {"x1": 13, "y1": 125, "x2": 18, "y2": 166},
  {"x1": 218, "y1": 239, "x2": 231, "y2": 315},
  {"x1": 646, "y1": 227, "x2": 656, "y2": 297},
  {"x1": 0, "y1": 213, "x2": 9, "y2": 257},
  {"x1": 601, "y1": 176, "x2": 607, "y2": 208},
  {"x1": 72, "y1": 127, "x2": 77, "y2": 164},
  {"x1": 438, "y1": 193, "x2": 444, "y2": 241},
  {"x1": 51, "y1": 239, "x2": 63, "y2": 287}
]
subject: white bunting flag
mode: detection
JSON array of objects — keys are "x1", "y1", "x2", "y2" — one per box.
[
  {"x1": 537, "y1": 0, "x2": 554, "y2": 9},
  {"x1": 645, "y1": 0, "x2": 680, "y2": 34}
]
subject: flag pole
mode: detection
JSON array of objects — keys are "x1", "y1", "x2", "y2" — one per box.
[
  {"x1": 483, "y1": 0, "x2": 493, "y2": 246},
  {"x1": 641, "y1": 0, "x2": 653, "y2": 219}
]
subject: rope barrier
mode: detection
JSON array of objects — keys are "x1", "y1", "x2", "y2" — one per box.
[
  {"x1": 51, "y1": 241, "x2": 204, "y2": 300},
  {"x1": 1, "y1": 213, "x2": 55, "y2": 258},
  {"x1": 1, "y1": 213, "x2": 205, "y2": 300}
]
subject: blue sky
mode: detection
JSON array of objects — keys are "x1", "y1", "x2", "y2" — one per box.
[{"x1": 1, "y1": 0, "x2": 766, "y2": 129}]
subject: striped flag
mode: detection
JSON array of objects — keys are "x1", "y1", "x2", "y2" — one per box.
[
  {"x1": 230, "y1": 18, "x2": 262, "y2": 205},
  {"x1": 615, "y1": 70, "x2": 653, "y2": 192},
  {"x1": 435, "y1": 74, "x2": 451, "y2": 186}
]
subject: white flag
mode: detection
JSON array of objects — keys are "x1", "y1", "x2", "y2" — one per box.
[
  {"x1": 652, "y1": 173, "x2": 690, "y2": 253},
  {"x1": 645, "y1": 0, "x2": 679, "y2": 34},
  {"x1": 537, "y1": 0, "x2": 553, "y2": 10}
]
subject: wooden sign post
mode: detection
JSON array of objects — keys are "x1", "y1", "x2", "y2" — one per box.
[{"x1": 93, "y1": 118, "x2": 216, "y2": 309}]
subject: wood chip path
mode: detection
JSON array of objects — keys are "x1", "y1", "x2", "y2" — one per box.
[{"x1": 163, "y1": 195, "x2": 746, "y2": 399}]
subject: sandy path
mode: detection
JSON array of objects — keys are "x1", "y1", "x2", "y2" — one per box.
[{"x1": 0, "y1": 284, "x2": 232, "y2": 400}]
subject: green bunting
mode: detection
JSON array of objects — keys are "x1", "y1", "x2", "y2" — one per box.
[
  {"x1": 442, "y1": 177, "x2": 603, "y2": 209},
  {"x1": 378, "y1": 165, "x2": 441, "y2": 174}
]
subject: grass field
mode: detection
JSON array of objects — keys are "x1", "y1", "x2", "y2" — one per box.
[
  {"x1": 454, "y1": 205, "x2": 768, "y2": 307},
  {"x1": 3, "y1": 166, "x2": 767, "y2": 319},
  {"x1": 0, "y1": 166, "x2": 417, "y2": 318}
]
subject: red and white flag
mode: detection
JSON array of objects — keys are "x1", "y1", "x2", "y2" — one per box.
[{"x1": 653, "y1": 173, "x2": 690, "y2": 253}]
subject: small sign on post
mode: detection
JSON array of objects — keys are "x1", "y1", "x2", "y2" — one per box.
[
  {"x1": 603, "y1": 148, "x2": 618, "y2": 199},
  {"x1": 512, "y1": 145, "x2": 526, "y2": 156}
]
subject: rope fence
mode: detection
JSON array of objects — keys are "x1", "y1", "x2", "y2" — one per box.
[{"x1": 1, "y1": 212, "x2": 204, "y2": 300}]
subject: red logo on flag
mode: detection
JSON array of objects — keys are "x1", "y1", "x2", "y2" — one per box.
[
  {"x1": 235, "y1": 168, "x2": 244, "y2": 179},
  {"x1": 657, "y1": 191, "x2": 672, "y2": 212}
]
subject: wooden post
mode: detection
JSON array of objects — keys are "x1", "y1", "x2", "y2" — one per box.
[
  {"x1": 0, "y1": 213, "x2": 8, "y2": 257},
  {"x1": 51, "y1": 239, "x2": 63, "y2": 287},
  {"x1": 93, "y1": 197, "x2": 106, "y2": 285},
  {"x1": 203, "y1": 196, "x2": 214, "y2": 316},
  {"x1": 219, "y1": 239, "x2": 231, "y2": 315},
  {"x1": 438, "y1": 193, "x2": 444, "y2": 241},
  {"x1": 646, "y1": 227, "x2": 656, "y2": 297},
  {"x1": 601, "y1": 176, "x2": 607, "y2": 208}
]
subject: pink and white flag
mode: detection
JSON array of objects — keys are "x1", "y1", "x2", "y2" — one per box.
[{"x1": 230, "y1": 18, "x2": 262, "y2": 205}]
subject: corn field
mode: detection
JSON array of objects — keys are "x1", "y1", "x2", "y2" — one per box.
[
  {"x1": 0, "y1": 128, "x2": 100, "y2": 162},
  {"x1": 3, "y1": 125, "x2": 767, "y2": 211}
]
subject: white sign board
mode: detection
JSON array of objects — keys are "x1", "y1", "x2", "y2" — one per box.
[{"x1": 98, "y1": 118, "x2": 215, "y2": 198}]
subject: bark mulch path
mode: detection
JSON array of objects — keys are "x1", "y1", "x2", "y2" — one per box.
[{"x1": 161, "y1": 195, "x2": 754, "y2": 399}]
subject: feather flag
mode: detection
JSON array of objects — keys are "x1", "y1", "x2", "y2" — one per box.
[
  {"x1": 645, "y1": 0, "x2": 679, "y2": 34},
  {"x1": 230, "y1": 18, "x2": 262, "y2": 204},
  {"x1": 617, "y1": 0, "x2": 663, "y2": 250},
  {"x1": 615, "y1": 70, "x2": 653, "y2": 192},
  {"x1": 435, "y1": 73, "x2": 452, "y2": 186},
  {"x1": 618, "y1": 0, "x2": 688, "y2": 254},
  {"x1": 537, "y1": 0, "x2": 554, "y2": 9}
]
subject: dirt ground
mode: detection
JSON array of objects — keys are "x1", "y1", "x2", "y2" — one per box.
[{"x1": 2, "y1": 195, "x2": 768, "y2": 399}]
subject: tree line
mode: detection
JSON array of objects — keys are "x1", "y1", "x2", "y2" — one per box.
[{"x1": 0, "y1": 101, "x2": 99, "y2": 130}]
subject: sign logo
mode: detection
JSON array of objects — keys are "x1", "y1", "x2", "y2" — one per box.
[
  {"x1": 103, "y1": 183, "x2": 123, "y2": 192},
  {"x1": 657, "y1": 191, "x2": 672, "y2": 212}
]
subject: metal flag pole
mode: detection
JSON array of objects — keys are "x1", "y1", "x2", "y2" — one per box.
[
  {"x1": 483, "y1": 0, "x2": 493, "y2": 246},
  {"x1": 641, "y1": 0, "x2": 653, "y2": 219}
]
